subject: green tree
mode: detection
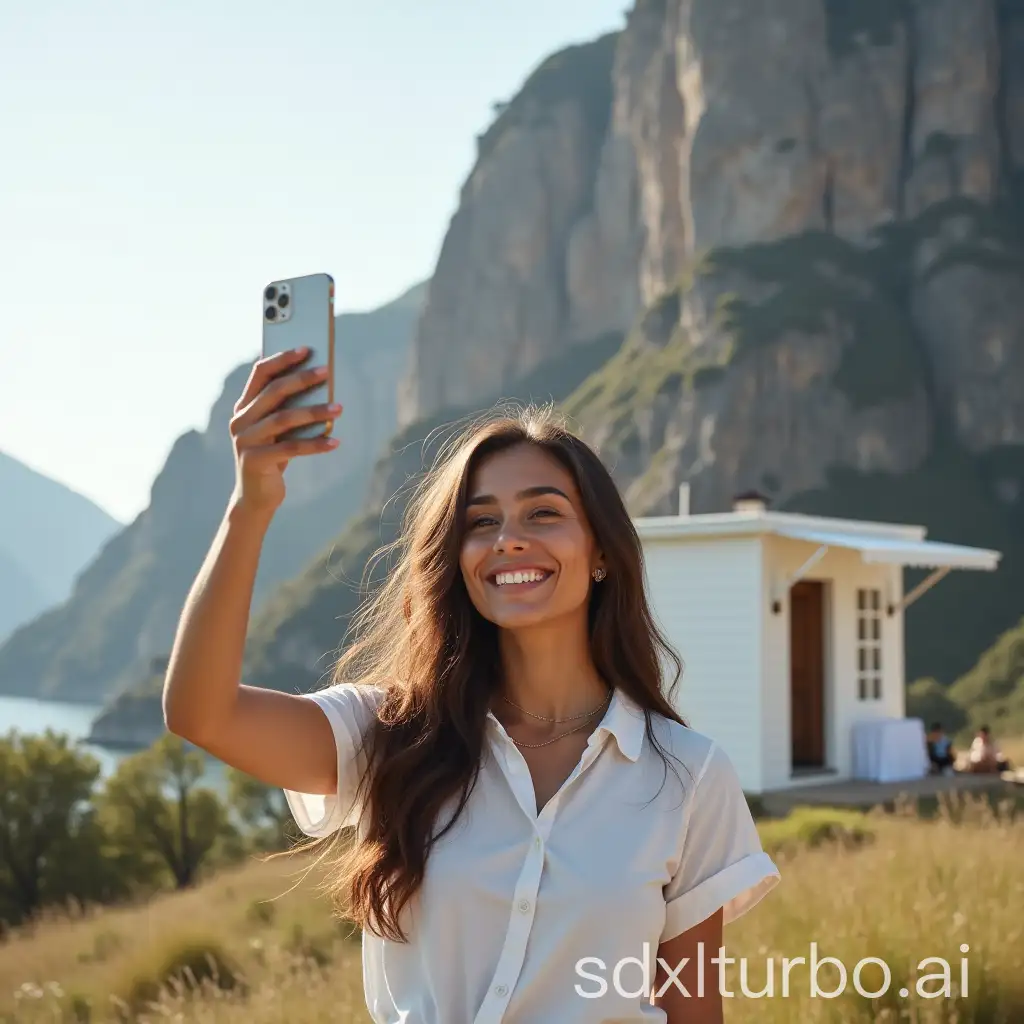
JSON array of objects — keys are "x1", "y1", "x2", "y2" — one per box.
[
  {"x1": 0, "y1": 730, "x2": 110, "y2": 927},
  {"x1": 225, "y1": 767, "x2": 299, "y2": 852},
  {"x1": 96, "y1": 734, "x2": 238, "y2": 889}
]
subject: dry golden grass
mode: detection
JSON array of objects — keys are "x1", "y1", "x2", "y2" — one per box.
[
  {"x1": 1, "y1": 794, "x2": 1021, "y2": 1023},
  {"x1": 0, "y1": 854, "x2": 365, "y2": 1023}
]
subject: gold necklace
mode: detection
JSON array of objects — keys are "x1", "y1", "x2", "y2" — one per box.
[
  {"x1": 503, "y1": 692, "x2": 611, "y2": 748},
  {"x1": 502, "y1": 689, "x2": 611, "y2": 723}
]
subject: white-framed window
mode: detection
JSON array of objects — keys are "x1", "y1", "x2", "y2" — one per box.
[{"x1": 856, "y1": 588, "x2": 882, "y2": 700}]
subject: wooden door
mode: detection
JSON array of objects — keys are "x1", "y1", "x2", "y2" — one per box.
[{"x1": 790, "y1": 580, "x2": 825, "y2": 768}]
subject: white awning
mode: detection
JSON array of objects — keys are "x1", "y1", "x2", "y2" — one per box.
[{"x1": 775, "y1": 526, "x2": 1000, "y2": 571}]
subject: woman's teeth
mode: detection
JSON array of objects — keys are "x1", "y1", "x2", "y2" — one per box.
[{"x1": 495, "y1": 570, "x2": 549, "y2": 586}]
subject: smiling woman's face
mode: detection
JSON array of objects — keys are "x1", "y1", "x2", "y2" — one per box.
[{"x1": 459, "y1": 442, "x2": 604, "y2": 631}]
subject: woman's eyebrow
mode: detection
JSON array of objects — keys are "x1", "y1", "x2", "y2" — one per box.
[{"x1": 466, "y1": 485, "x2": 570, "y2": 507}]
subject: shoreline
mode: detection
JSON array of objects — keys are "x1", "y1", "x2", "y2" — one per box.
[{"x1": 0, "y1": 689, "x2": 106, "y2": 710}]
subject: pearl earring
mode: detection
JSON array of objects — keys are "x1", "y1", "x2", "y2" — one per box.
[{"x1": 592, "y1": 568, "x2": 607, "y2": 581}]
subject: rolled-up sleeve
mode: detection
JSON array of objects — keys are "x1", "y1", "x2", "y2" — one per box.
[
  {"x1": 661, "y1": 742, "x2": 780, "y2": 942},
  {"x1": 282, "y1": 684, "x2": 382, "y2": 839}
]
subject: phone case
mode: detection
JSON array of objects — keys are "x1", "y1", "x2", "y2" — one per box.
[{"x1": 261, "y1": 272, "x2": 336, "y2": 440}]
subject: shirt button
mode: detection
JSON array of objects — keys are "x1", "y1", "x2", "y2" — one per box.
[
  {"x1": 494, "y1": 984, "x2": 508, "y2": 997},
  {"x1": 518, "y1": 899, "x2": 531, "y2": 913},
  {"x1": 534, "y1": 836, "x2": 541, "y2": 848}
]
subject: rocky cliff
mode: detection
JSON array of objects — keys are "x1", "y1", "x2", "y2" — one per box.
[
  {"x1": 404, "y1": 0, "x2": 1024, "y2": 485},
  {"x1": 247, "y1": 0, "x2": 1024, "y2": 701},
  {"x1": 0, "y1": 284, "x2": 426, "y2": 704},
  {"x1": 562, "y1": 0, "x2": 1024, "y2": 682},
  {"x1": 397, "y1": 34, "x2": 629, "y2": 422},
  {"x1": 78, "y1": 0, "x2": 1024, "y2": 742}
]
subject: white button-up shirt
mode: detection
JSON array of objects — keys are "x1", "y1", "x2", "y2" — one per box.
[{"x1": 284, "y1": 686, "x2": 779, "y2": 1023}]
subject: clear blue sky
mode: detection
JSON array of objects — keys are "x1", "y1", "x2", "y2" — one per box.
[{"x1": 1, "y1": 0, "x2": 627, "y2": 522}]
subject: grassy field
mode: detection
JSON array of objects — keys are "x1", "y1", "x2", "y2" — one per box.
[{"x1": 1, "y1": 793, "x2": 1021, "y2": 1023}]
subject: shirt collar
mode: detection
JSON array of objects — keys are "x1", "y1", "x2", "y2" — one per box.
[{"x1": 592, "y1": 688, "x2": 646, "y2": 762}]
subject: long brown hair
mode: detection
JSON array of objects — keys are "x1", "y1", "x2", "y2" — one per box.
[{"x1": 320, "y1": 403, "x2": 684, "y2": 941}]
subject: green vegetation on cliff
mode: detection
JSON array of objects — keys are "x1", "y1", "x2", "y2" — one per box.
[
  {"x1": 946, "y1": 614, "x2": 1024, "y2": 735},
  {"x1": 909, "y1": 614, "x2": 1024, "y2": 739},
  {"x1": 562, "y1": 290, "x2": 696, "y2": 445},
  {"x1": 702, "y1": 230, "x2": 925, "y2": 410},
  {"x1": 697, "y1": 193, "x2": 1023, "y2": 407},
  {"x1": 567, "y1": 195, "x2": 1024, "y2": 453}
]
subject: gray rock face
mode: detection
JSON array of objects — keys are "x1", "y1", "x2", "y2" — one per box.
[
  {"x1": 399, "y1": 0, "x2": 1023, "y2": 506},
  {"x1": 383, "y1": 0, "x2": 1023, "y2": 690},
  {"x1": 398, "y1": 36, "x2": 619, "y2": 426}
]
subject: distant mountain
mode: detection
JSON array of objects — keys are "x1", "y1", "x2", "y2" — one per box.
[
  {"x1": 0, "y1": 451, "x2": 122, "y2": 643},
  {"x1": 0, "y1": 547, "x2": 50, "y2": 645},
  {"x1": 0, "y1": 282, "x2": 428, "y2": 703}
]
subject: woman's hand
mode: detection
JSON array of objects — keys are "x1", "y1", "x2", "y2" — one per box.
[{"x1": 229, "y1": 347, "x2": 341, "y2": 513}]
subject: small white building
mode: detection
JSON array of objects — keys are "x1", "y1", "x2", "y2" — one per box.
[{"x1": 634, "y1": 491, "x2": 1001, "y2": 795}]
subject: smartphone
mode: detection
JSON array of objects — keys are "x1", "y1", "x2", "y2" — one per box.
[{"x1": 261, "y1": 272, "x2": 336, "y2": 440}]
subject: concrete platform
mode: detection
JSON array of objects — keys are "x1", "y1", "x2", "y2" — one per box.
[{"x1": 758, "y1": 770, "x2": 1018, "y2": 817}]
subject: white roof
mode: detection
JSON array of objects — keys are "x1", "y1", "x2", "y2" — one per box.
[{"x1": 634, "y1": 509, "x2": 1001, "y2": 571}]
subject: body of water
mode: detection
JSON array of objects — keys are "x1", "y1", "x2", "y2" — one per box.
[{"x1": 0, "y1": 693, "x2": 226, "y2": 790}]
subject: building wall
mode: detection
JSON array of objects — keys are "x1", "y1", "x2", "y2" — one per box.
[
  {"x1": 761, "y1": 538, "x2": 906, "y2": 790},
  {"x1": 642, "y1": 535, "x2": 764, "y2": 791}
]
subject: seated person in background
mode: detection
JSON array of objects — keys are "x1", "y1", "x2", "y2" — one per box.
[
  {"x1": 967, "y1": 725, "x2": 1011, "y2": 773},
  {"x1": 926, "y1": 722, "x2": 956, "y2": 773}
]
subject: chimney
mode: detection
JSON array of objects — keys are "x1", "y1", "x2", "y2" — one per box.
[
  {"x1": 732, "y1": 490, "x2": 768, "y2": 513},
  {"x1": 678, "y1": 483, "x2": 690, "y2": 516}
]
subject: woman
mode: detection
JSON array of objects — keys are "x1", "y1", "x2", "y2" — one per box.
[{"x1": 164, "y1": 347, "x2": 780, "y2": 1023}]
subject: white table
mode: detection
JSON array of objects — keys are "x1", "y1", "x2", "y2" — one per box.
[{"x1": 851, "y1": 718, "x2": 929, "y2": 782}]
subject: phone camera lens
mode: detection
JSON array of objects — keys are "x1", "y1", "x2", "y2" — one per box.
[
  {"x1": 265, "y1": 306, "x2": 277, "y2": 320},
  {"x1": 278, "y1": 294, "x2": 290, "y2": 308},
  {"x1": 264, "y1": 286, "x2": 277, "y2": 301}
]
